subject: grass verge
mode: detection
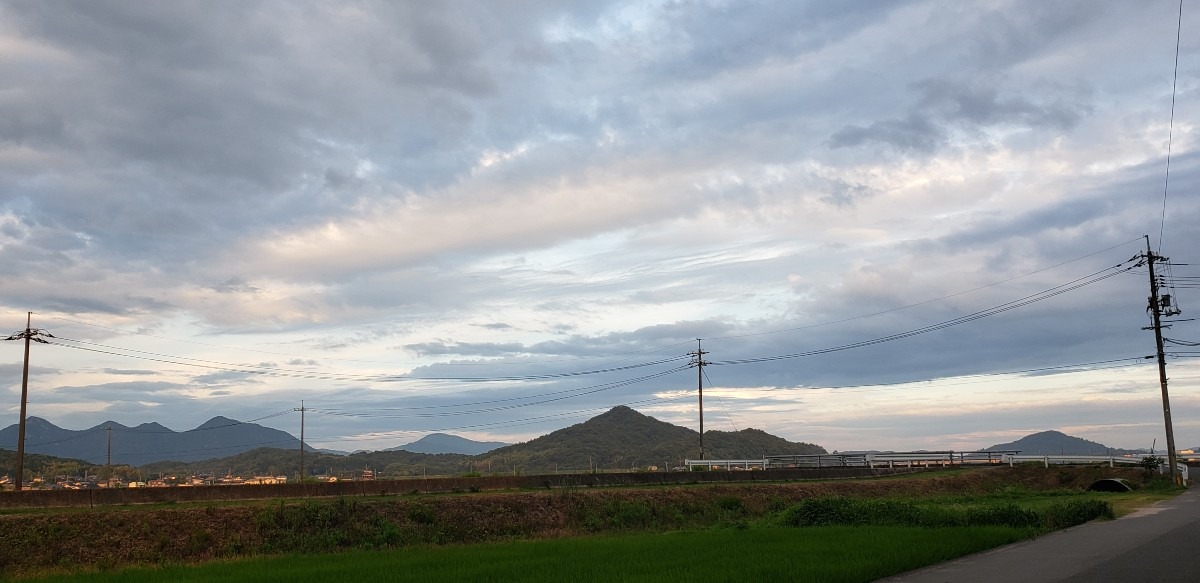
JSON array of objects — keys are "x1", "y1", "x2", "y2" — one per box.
[{"x1": 32, "y1": 525, "x2": 1032, "y2": 583}]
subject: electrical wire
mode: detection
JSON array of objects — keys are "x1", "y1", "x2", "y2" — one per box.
[
  {"x1": 702, "y1": 367, "x2": 739, "y2": 432},
  {"x1": 1158, "y1": 0, "x2": 1184, "y2": 253},
  {"x1": 306, "y1": 393, "x2": 695, "y2": 444},
  {"x1": 39, "y1": 313, "x2": 699, "y2": 368},
  {"x1": 314, "y1": 365, "x2": 691, "y2": 413},
  {"x1": 46, "y1": 336, "x2": 690, "y2": 383},
  {"x1": 702, "y1": 238, "x2": 1144, "y2": 341},
  {"x1": 309, "y1": 364, "x2": 690, "y2": 419},
  {"x1": 712, "y1": 262, "x2": 1136, "y2": 366}
]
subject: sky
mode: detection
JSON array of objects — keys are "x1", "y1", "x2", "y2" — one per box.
[{"x1": 2, "y1": 0, "x2": 1200, "y2": 458}]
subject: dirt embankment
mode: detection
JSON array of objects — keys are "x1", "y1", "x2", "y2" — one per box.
[{"x1": 0, "y1": 466, "x2": 1154, "y2": 578}]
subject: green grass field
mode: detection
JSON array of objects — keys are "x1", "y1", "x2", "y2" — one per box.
[{"x1": 33, "y1": 525, "x2": 1032, "y2": 583}]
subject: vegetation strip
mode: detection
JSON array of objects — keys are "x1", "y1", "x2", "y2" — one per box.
[{"x1": 1, "y1": 466, "x2": 1179, "y2": 580}]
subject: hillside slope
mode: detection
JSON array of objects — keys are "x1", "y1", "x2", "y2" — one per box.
[
  {"x1": 985, "y1": 430, "x2": 1142, "y2": 456},
  {"x1": 476, "y1": 406, "x2": 825, "y2": 471}
]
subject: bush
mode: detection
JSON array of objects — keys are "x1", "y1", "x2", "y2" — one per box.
[
  {"x1": 1042, "y1": 499, "x2": 1113, "y2": 529},
  {"x1": 964, "y1": 504, "x2": 1040, "y2": 528},
  {"x1": 779, "y1": 497, "x2": 927, "y2": 527},
  {"x1": 779, "y1": 497, "x2": 1111, "y2": 531},
  {"x1": 1140, "y1": 456, "x2": 1164, "y2": 472}
]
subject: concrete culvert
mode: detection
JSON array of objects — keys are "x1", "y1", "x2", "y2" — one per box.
[{"x1": 1088, "y1": 478, "x2": 1133, "y2": 492}]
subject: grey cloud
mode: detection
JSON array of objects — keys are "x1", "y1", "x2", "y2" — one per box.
[
  {"x1": 828, "y1": 114, "x2": 946, "y2": 153},
  {"x1": 0, "y1": 363, "x2": 58, "y2": 378},
  {"x1": 654, "y1": 1, "x2": 913, "y2": 81},
  {"x1": 914, "y1": 78, "x2": 1086, "y2": 131},
  {"x1": 46, "y1": 380, "x2": 186, "y2": 397},
  {"x1": 210, "y1": 278, "x2": 261, "y2": 295},
  {"x1": 191, "y1": 371, "x2": 264, "y2": 385},
  {"x1": 102, "y1": 369, "x2": 159, "y2": 376},
  {"x1": 829, "y1": 79, "x2": 1087, "y2": 153},
  {"x1": 965, "y1": 1, "x2": 1103, "y2": 70},
  {"x1": 474, "y1": 323, "x2": 514, "y2": 330},
  {"x1": 406, "y1": 341, "x2": 529, "y2": 358}
]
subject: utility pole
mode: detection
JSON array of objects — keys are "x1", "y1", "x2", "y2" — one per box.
[
  {"x1": 1143, "y1": 235, "x2": 1180, "y2": 484},
  {"x1": 3, "y1": 312, "x2": 53, "y2": 491},
  {"x1": 688, "y1": 340, "x2": 709, "y2": 460},
  {"x1": 106, "y1": 425, "x2": 112, "y2": 470},
  {"x1": 294, "y1": 401, "x2": 307, "y2": 484}
]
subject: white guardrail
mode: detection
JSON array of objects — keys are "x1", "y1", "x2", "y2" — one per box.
[
  {"x1": 1002, "y1": 454, "x2": 1189, "y2": 483},
  {"x1": 683, "y1": 452, "x2": 1189, "y2": 484}
]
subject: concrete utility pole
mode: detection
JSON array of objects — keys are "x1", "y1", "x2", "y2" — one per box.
[
  {"x1": 3, "y1": 313, "x2": 53, "y2": 491},
  {"x1": 1143, "y1": 235, "x2": 1180, "y2": 484},
  {"x1": 689, "y1": 340, "x2": 709, "y2": 460}
]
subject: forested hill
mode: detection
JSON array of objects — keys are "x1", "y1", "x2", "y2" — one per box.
[
  {"x1": 985, "y1": 430, "x2": 1144, "y2": 456},
  {"x1": 473, "y1": 406, "x2": 826, "y2": 472}
]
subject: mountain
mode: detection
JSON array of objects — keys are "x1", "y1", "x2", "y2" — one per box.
[
  {"x1": 0, "y1": 416, "x2": 312, "y2": 466},
  {"x1": 388, "y1": 433, "x2": 509, "y2": 455},
  {"x1": 4, "y1": 406, "x2": 827, "y2": 476},
  {"x1": 145, "y1": 407, "x2": 825, "y2": 477},
  {"x1": 474, "y1": 405, "x2": 826, "y2": 472},
  {"x1": 985, "y1": 430, "x2": 1144, "y2": 456}
]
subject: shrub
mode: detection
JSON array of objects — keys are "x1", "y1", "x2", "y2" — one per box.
[
  {"x1": 1042, "y1": 499, "x2": 1113, "y2": 529},
  {"x1": 964, "y1": 504, "x2": 1039, "y2": 528},
  {"x1": 779, "y1": 497, "x2": 1110, "y2": 531},
  {"x1": 779, "y1": 497, "x2": 927, "y2": 527}
]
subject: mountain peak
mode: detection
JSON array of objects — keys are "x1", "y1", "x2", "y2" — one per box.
[
  {"x1": 986, "y1": 430, "x2": 1139, "y2": 456},
  {"x1": 389, "y1": 433, "x2": 508, "y2": 455},
  {"x1": 195, "y1": 416, "x2": 241, "y2": 430}
]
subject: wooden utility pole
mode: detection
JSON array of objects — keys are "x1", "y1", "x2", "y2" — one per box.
[
  {"x1": 689, "y1": 340, "x2": 709, "y2": 460},
  {"x1": 295, "y1": 401, "x2": 306, "y2": 484},
  {"x1": 15, "y1": 312, "x2": 31, "y2": 491},
  {"x1": 4, "y1": 313, "x2": 52, "y2": 491},
  {"x1": 1144, "y1": 235, "x2": 1180, "y2": 484}
]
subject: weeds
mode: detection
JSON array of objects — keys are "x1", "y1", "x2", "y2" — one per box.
[{"x1": 778, "y1": 496, "x2": 1111, "y2": 531}]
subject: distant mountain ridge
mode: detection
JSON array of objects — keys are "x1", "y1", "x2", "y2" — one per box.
[
  {"x1": 2, "y1": 406, "x2": 828, "y2": 476},
  {"x1": 388, "y1": 433, "x2": 509, "y2": 455},
  {"x1": 0, "y1": 416, "x2": 310, "y2": 466},
  {"x1": 985, "y1": 430, "x2": 1145, "y2": 456}
]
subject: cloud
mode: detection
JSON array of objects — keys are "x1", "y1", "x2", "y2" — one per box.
[
  {"x1": 102, "y1": 369, "x2": 159, "y2": 376},
  {"x1": 0, "y1": 1, "x2": 1197, "y2": 453}
]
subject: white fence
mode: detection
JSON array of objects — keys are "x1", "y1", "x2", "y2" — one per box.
[
  {"x1": 1002, "y1": 454, "x2": 1189, "y2": 483},
  {"x1": 684, "y1": 451, "x2": 1189, "y2": 483}
]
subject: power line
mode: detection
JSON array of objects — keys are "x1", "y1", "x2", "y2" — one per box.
[
  {"x1": 305, "y1": 394, "x2": 695, "y2": 443},
  {"x1": 1158, "y1": 0, "x2": 1184, "y2": 253},
  {"x1": 703, "y1": 357, "x2": 1154, "y2": 395},
  {"x1": 313, "y1": 365, "x2": 690, "y2": 413},
  {"x1": 45, "y1": 336, "x2": 690, "y2": 383},
  {"x1": 702, "y1": 238, "x2": 1143, "y2": 341},
  {"x1": 309, "y1": 364, "x2": 690, "y2": 419},
  {"x1": 711, "y1": 261, "x2": 1136, "y2": 366},
  {"x1": 39, "y1": 313, "x2": 698, "y2": 367}
]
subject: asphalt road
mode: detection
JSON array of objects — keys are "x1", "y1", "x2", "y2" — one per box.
[{"x1": 881, "y1": 487, "x2": 1200, "y2": 583}]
